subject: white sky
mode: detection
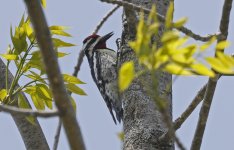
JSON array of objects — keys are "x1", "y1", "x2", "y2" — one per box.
[{"x1": 0, "y1": 0, "x2": 234, "y2": 150}]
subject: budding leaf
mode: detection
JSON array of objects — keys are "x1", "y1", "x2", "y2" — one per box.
[
  {"x1": 41, "y1": 0, "x2": 46, "y2": 8},
  {"x1": 216, "y1": 41, "x2": 230, "y2": 50},
  {"x1": 0, "y1": 54, "x2": 18, "y2": 60},
  {"x1": 0, "y1": 89, "x2": 7, "y2": 101},
  {"x1": 18, "y1": 93, "x2": 35, "y2": 124},
  {"x1": 119, "y1": 61, "x2": 135, "y2": 92}
]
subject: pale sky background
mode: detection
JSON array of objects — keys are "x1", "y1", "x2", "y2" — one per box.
[{"x1": 0, "y1": 0, "x2": 234, "y2": 150}]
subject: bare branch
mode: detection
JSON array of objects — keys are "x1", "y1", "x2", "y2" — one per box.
[
  {"x1": 53, "y1": 119, "x2": 62, "y2": 150},
  {"x1": 0, "y1": 104, "x2": 59, "y2": 117},
  {"x1": 100, "y1": 0, "x2": 219, "y2": 42},
  {"x1": 174, "y1": 84, "x2": 207, "y2": 130},
  {"x1": 191, "y1": 0, "x2": 233, "y2": 149},
  {"x1": 93, "y1": 5, "x2": 120, "y2": 34},
  {"x1": 191, "y1": 79, "x2": 217, "y2": 150},
  {"x1": 23, "y1": 0, "x2": 85, "y2": 149},
  {"x1": 73, "y1": 50, "x2": 85, "y2": 77}
]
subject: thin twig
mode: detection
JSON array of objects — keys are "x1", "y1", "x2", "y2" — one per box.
[
  {"x1": 173, "y1": 54, "x2": 234, "y2": 130},
  {"x1": 190, "y1": 79, "x2": 217, "y2": 150},
  {"x1": 173, "y1": 84, "x2": 207, "y2": 130},
  {"x1": 191, "y1": 0, "x2": 233, "y2": 149},
  {"x1": 73, "y1": 50, "x2": 85, "y2": 77},
  {"x1": 93, "y1": 5, "x2": 120, "y2": 34},
  {"x1": 100, "y1": 0, "x2": 219, "y2": 42},
  {"x1": 73, "y1": 6, "x2": 119, "y2": 78},
  {"x1": 53, "y1": 119, "x2": 62, "y2": 150},
  {"x1": 0, "y1": 104, "x2": 59, "y2": 117},
  {"x1": 24, "y1": 0, "x2": 85, "y2": 149}
]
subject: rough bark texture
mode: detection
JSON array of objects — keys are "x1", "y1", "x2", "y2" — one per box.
[
  {"x1": 0, "y1": 59, "x2": 50, "y2": 150},
  {"x1": 120, "y1": 0, "x2": 173, "y2": 149}
]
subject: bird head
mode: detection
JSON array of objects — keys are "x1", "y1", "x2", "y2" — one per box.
[{"x1": 82, "y1": 32, "x2": 114, "y2": 53}]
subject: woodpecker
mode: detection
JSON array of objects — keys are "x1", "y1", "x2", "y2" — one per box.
[{"x1": 82, "y1": 32, "x2": 123, "y2": 124}]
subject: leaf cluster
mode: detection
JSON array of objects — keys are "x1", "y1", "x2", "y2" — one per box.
[
  {"x1": 0, "y1": 7, "x2": 85, "y2": 119},
  {"x1": 119, "y1": 4, "x2": 233, "y2": 91}
]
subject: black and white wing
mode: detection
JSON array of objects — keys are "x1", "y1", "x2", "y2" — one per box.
[{"x1": 92, "y1": 49, "x2": 123, "y2": 124}]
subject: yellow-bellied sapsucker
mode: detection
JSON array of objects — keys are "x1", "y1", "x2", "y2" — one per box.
[{"x1": 82, "y1": 32, "x2": 123, "y2": 124}]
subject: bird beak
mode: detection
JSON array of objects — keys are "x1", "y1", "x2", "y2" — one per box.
[{"x1": 100, "y1": 32, "x2": 114, "y2": 42}]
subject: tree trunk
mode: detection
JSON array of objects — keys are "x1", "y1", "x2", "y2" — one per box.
[
  {"x1": 0, "y1": 59, "x2": 50, "y2": 150},
  {"x1": 120, "y1": 0, "x2": 173, "y2": 149}
]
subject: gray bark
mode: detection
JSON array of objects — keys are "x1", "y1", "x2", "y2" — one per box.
[
  {"x1": 120, "y1": 0, "x2": 173, "y2": 149},
  {"x1": 0, "y1": 58, "x2": 50, "y2": 150}
]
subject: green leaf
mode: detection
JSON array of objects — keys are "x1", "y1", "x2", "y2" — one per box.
[
  {"x1": 53, "y1": 38, "x2": 76, "y2": 47},
  {"x1": 173, "y1": 17, "x2": 188, "y2": 28},
  {"x1": 147, "y1": 5, "x2": 158, "y2": 24},
  {"x1": 51, "y1": 30, "x2": 72, "y2": 37},
  {"x1": 0, "y1": 54, "x2": 18, "y2": 60},
  {"x1": 41, "y1": 0, "x2": 46, "y2": 8},
  {"x1": 63, "y1": 74, "x2": 86, "y2": 84},
  {"x1": 216, "y1": 52, "x2": 233, "y2": 68},
  {"x1": 164, "y1": 63, "x2": 193, "y2": 75},
  {"x1": 49, "y1": 26, "x2": 69, "y2": 30},
  {"x1": 19, "y1": 14, "x2": 25, "y2": 27},
  {"x1": 216, "y1": 40, "x2": 230, "y2": 50},
  {"x1": 36, "y1": 84, "x2": 53, "y2": 109},
  {"x1": 66, "y1": 83, "x2": 87, "y2": 95},
  {"x1": 200, "y1": 36, "x2": 216, "y2": 51},
  {"x1": 24, "y1": 20, "x2": 34, "y2": 42},
  {"x1": 27, "y1": 71, "x2": 46, "y2": 84},
  {"x1": 36, "y1": 86, "x2": 51, "y2": 101},
  {"x1": 117, "y1": 132, "x2": 124, "y2": 142},
  {"x1": 44, "y1": 99, "x2": 53, "y2": 109},
  {"x1": 0, "y1": 89, "x2": 7, "y2": 101},
  {"x1": 37, "y1": 84, "x2": 52, "y2": 99},
  {"x1": 18, "y1": 93, "x2": 30, "y2": 109},
  {"x1": 165, "y1": 2, "x2": 174, "y2": 29},
  {"x1": 24, "y1": 86, "x2": 36, "y2": 94},
  {"x1": 11, "y1": 26, "x2": 28, "y2": 54},
  {"x1": 57, "y1": 52, "x2": 69, "y2": 58},
  {"x1": 161, "y1": 31, "x2": 179, "y2": 43},
  {"x1": 191, "y1": 63, "x2": 215, "y2": 77},
  {"x1": 216, "y1": 52, "x2": 234, "y2": 66},
  {"x1": 206, "y1": 57, "x2": 234, "y2": 74},
  {"x1": 31, "y1": 93, "x2": 45, "y2": 110},
  {"x1": 18, "y1": 93, "x2": 35, "y2": 124},
  {"x1": 118, "y1": 61, "x2": 135, "y2": 92},
  {"x1": 24, "y1": 59, "x2": 45, "y2": 74}
]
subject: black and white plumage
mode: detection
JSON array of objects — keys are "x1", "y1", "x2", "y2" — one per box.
[{"x1": 82, "y1": 32, "x2": 123, "y2": 124}]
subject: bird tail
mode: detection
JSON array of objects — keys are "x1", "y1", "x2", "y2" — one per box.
[
  {"x1": 115, "y1": 108, "x2": 123, "y2": 123},
  {"x1": 108, "y1": 107, "x2": 117, "y2": 124}
]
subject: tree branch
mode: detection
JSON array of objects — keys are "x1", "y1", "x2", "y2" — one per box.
[
  {"x1": 173, "y1": 84, "x2": 207, "y2": 130},
  {"x1": 100, "y1": 0, "x2": 219, "y2": 42},
  {"x1": 93, "y1": 5, "x2": 120, "y2": 34},
  {"x1": 174, "y1": 54, "x2": 234, "y2": 130},
  {"x1": 0, "y1": 104, "x2": 59, "y2": 117},
  {"x1": 53, "y1": 119, "x2": 62, "y2": 150},
  {"x1": 0, "y1": 59, "x2": 50, "y2": 149},
  {"x1": 23, "y1": 0, "x2": 85, "y2": 149},
  {"x1": 191, "y1": 0, "x2": 233, "y2": 149}
]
